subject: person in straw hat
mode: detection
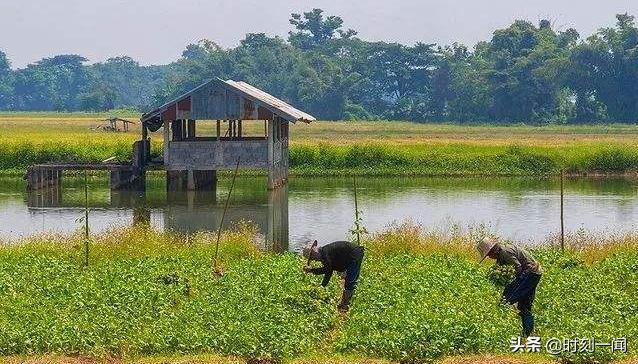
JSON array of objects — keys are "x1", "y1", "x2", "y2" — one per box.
[
  {"x1": 302, "y1": 240, "x2": 365, "y2": 312},
  {"x1": 477, "y1": 237, "x2": 542, "y2": 337}
]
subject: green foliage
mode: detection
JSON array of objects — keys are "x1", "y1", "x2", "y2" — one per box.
[
  {"x1": 4, "y1": 119, "x2": 638, "y2": 175},
  {"x1": 0, "y1": 50, "x2": 13, "y2": 110},
  {"x1": 290, "y1": 143, "x2": 560, "y2": 176},
  {"x1": 3, "y1": 11, "x2": 638, "y2": 124},
  {"x1": 566, "y1": 14, "x2": 638, "y2": 123},
  {"x1": 0, "y1": 229, "x2": 636, "y2": 363},
  {"x1": 0, "y1": 240, "x2": 339, "y2": 360},
  {"x1": 288, "y1": 8, "x2": 356, "y2": 50},
  {"x1": 0, "y1": 141, "x2": 134, "y2": 169},
  {"x1": 335, "y1": 250, "x2": 637, "y2": 363},
  {"x1": 487, "y1": 263, "x2": 515, "y2": 287},
  {"x1": 12, "y1": 55, "x2": 90, "y2": 111}
]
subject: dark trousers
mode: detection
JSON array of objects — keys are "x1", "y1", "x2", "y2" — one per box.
[
  {"x1": 344, "y1": 251, "x2": 364, "y2": 291},
  {"x1": 503, "y1": 271, "x2": 541, "y2": 337}
]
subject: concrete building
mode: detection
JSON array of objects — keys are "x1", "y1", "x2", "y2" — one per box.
[{"x1": 140, "y1": 78, "x2": 315, "y2": 191}]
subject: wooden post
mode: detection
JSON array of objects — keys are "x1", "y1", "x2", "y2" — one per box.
[
  {"x1": 238, "y1": 120, "x2": 242, "y2": 138},
  {"x1": 187, "y1": 119, "x2": 196, "y2": 139},
  {"x1": 163, "y1": 119, "x2": 169, "y2": 167},
  {"x1": 216, "y1": 120, "x2": 221, "y2": 140},
  {"x1": 354, "y1": 176, "x2": 361, "y2": 246},
  {"x1": 84, "y1": 171, "x2": 90, "y2": 267},
  {"x1": 560, "y1": 169, "x2": 565, "y2": 252}
]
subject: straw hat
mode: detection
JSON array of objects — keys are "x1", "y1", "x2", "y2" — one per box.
[
  {"x1": 476, "y1": 237, "x2": 498, "y2": 262},
  {"x1": 302, "y1": 240, "x2": 319, "y2": 259}
]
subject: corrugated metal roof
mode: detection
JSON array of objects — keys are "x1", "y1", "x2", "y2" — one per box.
[
  {"x1": 141, "y1": 78, "x2": 316, "y2": 124},
  {"x1": 224, "y1": 80, "x2": 316, "y2": 122}
]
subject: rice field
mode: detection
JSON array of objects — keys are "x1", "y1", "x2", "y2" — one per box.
[{"x1": 2, "y1": 112, "x2": 638, "y2": 175}]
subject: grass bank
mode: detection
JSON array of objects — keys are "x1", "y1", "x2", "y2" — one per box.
[
  {"x1": 3, "y1": 141, "x2": 638, "y2": 176},
  {"x1": 3, "y1": 114, "x2": 638, "y2": 176},
  {"x1": 0, "y1": 223, "x2": 636, "y2": 363}
]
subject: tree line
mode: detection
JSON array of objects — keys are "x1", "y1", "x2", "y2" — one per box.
[{"x1": 1, "y1": 9, "x2": 637, "y2": 124}]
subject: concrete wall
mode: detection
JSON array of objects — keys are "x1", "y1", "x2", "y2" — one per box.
[{"x1": 166, "y1": 140, "x2": 268, "y2": 170}]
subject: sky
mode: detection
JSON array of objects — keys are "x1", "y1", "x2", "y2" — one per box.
[{"x1": 1, "y1": 0, "x2": 637, "y2": 69}]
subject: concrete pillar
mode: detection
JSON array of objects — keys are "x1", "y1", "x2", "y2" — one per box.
[
  {"x1": 187, "y1": 170, "x2": 196, "y2": 190},
  {"x1": 168, "y1": 170, "x2": 216, "y2": 191},
  {"x1": 267, "y1": 118, "x2": 275, "y2": 190},
  {"x1": 111, "y1": 168, "x2": 145, "y2": 191},
  {"x1": 167, "y1": 170, "x2": 188, "y2": 192},
  {"x1": 267, "y1": 117, "x2": 288, "y2": 190},
  {"x1": 193, "y1": 170, "x2": 217, "y2": 191},
  {"x1": 267, "y1": 185, "x2": 289, "y2": 252},
  {"x1": 282, "y1": 122, "x2": 289, "y2": 185},
  {"x1": 132, "y1": 139, "x2": 150, "y2": 168}
]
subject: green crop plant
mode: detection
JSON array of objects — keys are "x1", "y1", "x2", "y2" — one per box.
[
  {"x1": 0, "y1": 225, "x2": 340, "y2": 361},
  {"x1": 487, "y1": 263, "x2": 516, "y2": 287},
  {"x1": 0, "y1": 223, "x2": 636, "y2": 363}
]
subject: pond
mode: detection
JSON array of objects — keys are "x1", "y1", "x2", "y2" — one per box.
[{"x1": 1, "y1": 174, "x2": 638, "y2": 251}]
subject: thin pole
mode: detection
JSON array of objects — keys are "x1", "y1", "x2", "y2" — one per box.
[
  {"x1": 560, "y1": 169, "x2": 565, "y2": 252},
  {"x1": 84, "y1": 170, "x2": 90, "y2": 267},
  {"x1": 354, "y1": 176, "x2": 361, "y2": 245},
  {"x1": 213, "y1": 157, "x2": 241, "y2": 273}
]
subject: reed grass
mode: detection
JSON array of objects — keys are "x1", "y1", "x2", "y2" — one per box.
[{"x1": 3, "y1": 114, "x2": 638, "y2": 175}]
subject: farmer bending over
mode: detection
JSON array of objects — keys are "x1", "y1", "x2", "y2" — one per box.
[
  {"x1": 302, "y1": 240, "x2": 364, "y2": 312},
  {"x1": 477, "y1": 237, "x2": 542, "y2": 337}
]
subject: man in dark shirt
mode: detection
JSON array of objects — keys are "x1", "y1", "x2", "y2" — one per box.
[
  {"x1": 478, "y1": 237, "x2": 542, "y2": 337},
  {"x1": 302, "y1": 240, "x2": 365, "y2": 312}
]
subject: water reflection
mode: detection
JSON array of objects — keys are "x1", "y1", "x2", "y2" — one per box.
[
  {"x1": 3, "y1": 175, "x2": 638, "y2": 248},
  {"x1": 23, "y1": 178, "x2": 289, "y2": 251}
]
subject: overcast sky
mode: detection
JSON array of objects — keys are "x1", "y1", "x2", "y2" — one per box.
[{"x1": 2, "y1": 0, "x2": 637, "y2": 69}]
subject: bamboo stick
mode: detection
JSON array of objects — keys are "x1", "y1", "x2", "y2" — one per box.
[
  {"x1": 354, "y1": 176, "x2": 361, "y2": 245},
  {"x1": 560, "y1": 169, "x2": 565, "y2": 252},
  {"x1": 213, "y1": 157, "x2": 241, "y2": 274}
]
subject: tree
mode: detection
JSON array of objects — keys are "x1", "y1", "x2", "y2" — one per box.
[
  {"x1": 78, "y1": 83, "x2": 117, "y2": 111},
  {"x1": 91, "y1": 56, "x2": 165, "y2": 110},
  {"x1": 566, "y1": 14, "x2": 638, "y2": 123},
  {"x1": 357, "y1": 42, "x2": 438, "y2": 120},
  {"x1": 0, "y1": 50, "x2": 13, "y2": 109},
  {"x1": 12, "y1": 54, "x2": 90, "y2": 111},
  {"x1": 288, "y1": 8, "x2": 356, "y2": 50},
  {"x1": 481, "y1": 20, "x2": 574, "y2": 123},
  {"x1": 229, "y1": 33, "x2": 298, "y2": 92},
  {"x1": 4, "y1": 9, "x2": 638, "y2": 124},
  {"x1": 153, "y1": 40, "x2": 229, "y2": 106}
]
